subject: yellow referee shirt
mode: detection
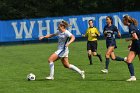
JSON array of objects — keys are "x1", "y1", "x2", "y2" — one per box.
[{"x1": 85, "y1": 27, "x2": 100, "y2": 41}]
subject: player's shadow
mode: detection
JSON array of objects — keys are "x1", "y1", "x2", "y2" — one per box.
[
  {"x1": 35, "y1": 79, "x2": 48, "y2": 81},
  {"x1": 35, "y1": 78, "x2": 69, "y2": 81},
  {"x1": 105, "y1": 79, "x2": 126, "y2": 81}
]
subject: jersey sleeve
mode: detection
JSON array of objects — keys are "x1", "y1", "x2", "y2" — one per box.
[
  {"x1": 54, "y1": 31, "x2": 59, "y2": 36},
  {"x1": 85, "y1": 29, "x2": 89, "y2": 37},
  {"x1": 66, "y1": 30, "x2": 72, "y2": 37},
  {"x1": 95, "y1": 28, "x2": 100, "y2": 36},
  {"x1": 129, "y1": 25, "x2": 136, "y2": 34},
  {"x1": 103, "y1": 26, "x2": 106, "y2": 33},
  {"x1": 114, "y1": 26, "x2": 119, "y2": 32}
]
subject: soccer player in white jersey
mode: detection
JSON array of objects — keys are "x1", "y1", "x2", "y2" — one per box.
[{"x1": 39, "y1": 21, "x2": 85, "y2": 80}]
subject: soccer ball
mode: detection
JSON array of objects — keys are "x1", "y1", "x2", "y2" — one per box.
[{"x1": 27, "y1": 73, "x2": 36, "y2": 81}]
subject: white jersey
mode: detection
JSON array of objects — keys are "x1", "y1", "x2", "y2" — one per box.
[{"x1": 55, "y1": 30, "x2": 72, "y2": 50}]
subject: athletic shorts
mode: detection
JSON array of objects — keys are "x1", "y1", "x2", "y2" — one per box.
[
  {"x1": 106, "y1": 39, "x2": 117, "y2": 49},
  {"x1": 130, "y1": 40, "x2": 140, "y2": 55},
  {"x1": 87, "y1": 41, "x2": 97, "y2": 52},
  {"x1": 55, "y1": 49, "x2": 69, "y2": 58}
]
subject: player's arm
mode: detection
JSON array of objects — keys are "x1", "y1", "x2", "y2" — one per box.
[
  {"x1": 39, "y1": 34, "x2": 56, "y2": 40},
  {"x1": 128, "y1": 41, "x2": 132, "y2": 50},
  {"x1": 117, "y1": 31, "x2": 121, "y2": 38},
  {"x1": 125, "y1": 38, "x2": 132, "y2": 42},
  {"x1": 103, "y1": 27, "x2": 107, "y2": 38},
  {"x1": 82, "y1": 29, "x2": 88, "y2": 37},
  {"x1": 95, "y1": 28, "x2": 100, "y2": 37},
  {"x1": 115, "y1": 26, "x2": 121, "y2": 38},
  {"x1": 132, "y1": 32, "x2": 139, "y2": 40},
  {"x1": 125, "y1": 31, "x2": 139, "y2": 41},
  {"x1": 65, "y1": 35, "x2": 75, "y2": 47}
]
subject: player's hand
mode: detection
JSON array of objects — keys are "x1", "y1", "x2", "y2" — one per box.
[
  {"x1": 118, "y1": 33, "x2": 121, "y2": 38},
  {"x1": 82, "y1": 34, "x2": 85, "y2": 37},
  {"x1": 125, "y1": 38, "x2": 131, "y2": 42},
  {"x1": 39, "y1": 36, "x2": 44, "y2": 40},
  {"x1": 65, "y1": 43, "x2": 70, "y2": 47},
  {"x1": 128, "y1": 44, "x2": 131, "y2": 50}
]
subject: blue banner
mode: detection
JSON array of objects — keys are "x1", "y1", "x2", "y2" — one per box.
[{"x1": 0, "y1": 11, "x2": 140, "y2": 42}]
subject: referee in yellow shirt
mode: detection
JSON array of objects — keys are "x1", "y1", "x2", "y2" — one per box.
[{"x1": 83, "y1": 20, "x2": 102, "y2": 65}]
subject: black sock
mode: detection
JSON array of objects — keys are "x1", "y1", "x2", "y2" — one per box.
[
  {"x1": 105, "y1": 58, "x2": 110, "y2": 69},
  {"x1": 127, "y1": 63, "x2": 135, "y2": 76},
  {"x1": 96, "y1": 53, "x2": 102, "y2": 62},
  {"x1": 88, "y1": 55, "x2": 92, "y2": 64},
  {"x1": 115, "y1": 56, "x2": 124, "y2": 61},
  {"x1": 96, "y1": 53, "x2": 99, "y2": 57}
]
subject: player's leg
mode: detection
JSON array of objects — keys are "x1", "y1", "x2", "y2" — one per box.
[
  {"x1": 126, "y1": 51, "x2": 136, "y2": 81},
  {"x1": 61, "y1": 57, "x2": 85, "y2": 79},
  {"x1": 92, "y1": 41, "x2": 102, "y2": 62},
  {"x1": 88, "y1": 50, "x2": 93, "y2": 65},
  {"x1": 138, "y1": 55, "x2": 140, "y2": 61},
  {"x1": 101, "y1": 46, "x2": 114, "y2": 73},
  {"x1": 46, "y1": 53, "x2": 59, "y2": 80},
  {"x1": 87, "y1": 41, "x2": 93, "y2": 65},
  {"x1": 110, "y1": 52, "x2": 125, "y2": 61}
]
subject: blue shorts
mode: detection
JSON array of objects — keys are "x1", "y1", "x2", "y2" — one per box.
[
  {"x1": 106, "y1": 39, "x2": 117, "y2": 49},
  {"x1": 130, "y1": 40, "x2": 140, "y2": 55}
]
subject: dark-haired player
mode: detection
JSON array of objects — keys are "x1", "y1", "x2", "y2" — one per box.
[{"x1": 101, "y1": 16, "x2": 126, "y2": 73}]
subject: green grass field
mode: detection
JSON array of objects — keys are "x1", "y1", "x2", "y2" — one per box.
[{"x1": 0, "y1": 39, "x2": 140, "y2": 93}]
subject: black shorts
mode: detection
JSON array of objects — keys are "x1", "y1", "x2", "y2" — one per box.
[
  {"x1": 87, "y1": 41, "x2": 97, "y2": 52},
  {"x1": 106, "y1": 39, "x2": 117, "y2": 49},
  {"x1": 130, "y1": 40, "x2": 140, "y2": 55}
]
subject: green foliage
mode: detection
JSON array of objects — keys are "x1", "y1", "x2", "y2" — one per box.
[{"x1": 0, "y1": 0, "x2": 139, "y2": 20}]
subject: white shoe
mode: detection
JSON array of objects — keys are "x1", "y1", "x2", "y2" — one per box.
[
  {"x1": 101, "y1": 69, "x2": 108, "y2": 74},
  {"x1": 124, "y1": 57, "x2": 127, "y2": 62},
  {"x1": 81, "y1": 71, "x2": 85, "y2": 79},
  {"x1": 45, "y1": 76, "x2": 54, "y2": 80},
  {"x1": 126, "y1": 76, "x2": 136, "y2": 81}
]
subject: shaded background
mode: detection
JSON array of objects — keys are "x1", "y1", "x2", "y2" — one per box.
[{"x1": 0, "y1": 0, "x2": 139, "y2": 20}]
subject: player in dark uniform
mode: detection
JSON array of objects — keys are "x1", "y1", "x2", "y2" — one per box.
[
  {"x1": 123, "y1": 15, "x2": 140, "y2": 81},
  {"x1": 101, "y1": 16, "x2": 126, "y2": 73}
]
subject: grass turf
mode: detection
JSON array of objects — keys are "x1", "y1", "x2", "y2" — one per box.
[{"x1": 0, "y1": 39, "x2": 140, "y2": 93}]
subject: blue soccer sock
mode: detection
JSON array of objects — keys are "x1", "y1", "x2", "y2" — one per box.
[
  {"x1": 127, "y1": 63, "x2": 135, "y2": 76},
  {"x1": 105, "y1": 58, "x2": 110, "y2": 69},
  {"x1": 115, "y1": 56, "x2": 124, "y2": 61}
]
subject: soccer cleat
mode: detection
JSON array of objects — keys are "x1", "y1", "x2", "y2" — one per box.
[
  {"x1": 98, "y1": 54, "x2": 103, "y2": 62},
  {"x1": 45, "y1": 76, "x2": 54, "y2": 80},
  {"x1": 81, "y1": 71, "x2": 85, "y2": 79},
  {"x1": 89, "y1": 63, "x2": 93, "y2": 65},
  {"x1": 126, "y1": 76, "x2": 136, "y2": 81},
  {"x1": 101, "y1": 69, "x2": 108, "y2": 74}
]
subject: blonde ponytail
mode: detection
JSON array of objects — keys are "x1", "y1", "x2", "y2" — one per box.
[{"x1": 123, "y1": 15, "x2": 138, "y2": 26}]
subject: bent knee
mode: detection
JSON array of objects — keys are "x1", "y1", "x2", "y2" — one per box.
[
  {"x1": 126, "y1": 58, "x2": 132, "y2": 63},
  {"x1": 48, "y1": 58, "x2": 53, "y2": 63},
  {"x1": 105, "y1": 53, "x2": 110, "y2": 58},
  {"x1": 63, "y1": 65, "x2": 69, "y2": 68},
  {"x1": 111, "y1": 57, "x2": 116, "y2": 60},
  {"x1": 92, "y1": 52, "x2": 97, "y2": 56}
]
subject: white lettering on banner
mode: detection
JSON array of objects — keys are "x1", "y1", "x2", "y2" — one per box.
[
  {"x1": 82, "y1": 17, "x2": 96, "y2": 27},
  {"x1": 53, "y1": 19, "x2": 63, "y2": 34},
  {"x1": 11, "y1": 14, "x2": 129, "y2": 40},
  {"x1": 114, "y1": 15, "x2": 128, "y2": 32},
  {"x1": 99, "y1": 16, "x2": 107, "y2": 34},
  {"x1": 12, "y1": 21, "x2": 35, "y2": 39},
  {"x1": 69, "y1": 18, "x2": 81, "y2": 35},
  {"x1": 38, "y1": 20, "x2": 51, "y2": 37}
]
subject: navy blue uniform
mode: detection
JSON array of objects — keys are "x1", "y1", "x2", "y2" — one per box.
[
  {"x1": 103, "y1": 25, "x2": 118, "y2": 49},
  {"x1": 129, "y1": 23, "x2": 140, "y2": 54}
]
